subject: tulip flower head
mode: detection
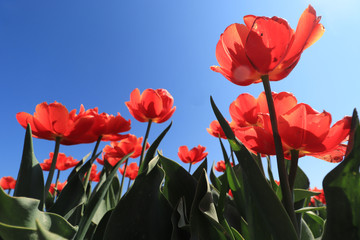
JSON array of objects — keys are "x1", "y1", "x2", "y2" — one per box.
[
  {"x1": 49, "y1": 181, "x2": 67, "y2": 195},
  {"x1": 310, "y1": 187, "x2": 326, "y2": 205},
  {"x1": 125, "y1": 88, "x2": 176, "y2": 123},
  {"x1": 232, "y1": 92, "x2": 351, "y2": 162},
  {"x1": 214, "y1": 160, "x2": 234, "y2": 172},
  {"x1": 103, "y1": 134, "x2": 150, "y2": 166},
  {"x1": 89, "y1": 164, "x2": 101, "y2": 182},
  {"x1": 178, "y1": 145, "x2": 208, "y2": 165},
  {"x1": 119, "y1": 162, "x2": 139, "y2": 180},
  {"x1": 16, "y1": 102, "x2": 96, "y2": 145},
  {"x1": 0, "y1": 176, "x2": 16, "y2": 190},
  {"x1": 40, "y1": 152, "x2": 79, "y2": 171},
  {"x1": 75, "y1": 105, "x2": 131, "y2": 142},
  {"x1": 211, "y1": 5, "x2": 324, "y2": 86}
]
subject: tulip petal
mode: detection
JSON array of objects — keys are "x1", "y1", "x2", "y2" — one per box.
[
  {"x1": 141, "y1": 89, "x2": 163, "y2": 118},
  {"x1": 284, "y1": 5, "x2": 321, "y2": 63},
  {"x1": 273, "y1": 92, "x2": 298, "y2": 116},
  {"x1": 245, "y1": 16, "x2": 293, "y2": 73}
]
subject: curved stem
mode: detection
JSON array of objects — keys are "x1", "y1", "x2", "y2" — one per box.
[
  {"x1": 119, "y1": 161, "x2": 128, "y2": 200},
  {"x1": 261, "y1": 75, "x2": 298, "y2": 234},
  {"x1": 44, "y1": 137, "x2": 61, "y2": 205},
  {"x1": 288, "y1": 150, "x2": 299, "y2": 192},
  {"x1": 91, "y1": 135, "x2": 103, "y2": 160},
  {"x1": 139, "y1": 120, "x2": 152, "y2": 168}
]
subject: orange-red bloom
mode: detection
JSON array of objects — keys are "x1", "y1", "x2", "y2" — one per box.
[
  {"x1": 0, "y1": 176, "x2": 16, "y2": 190},
  {"x1": 214, "y1": 160, "x2": 234, "y2": 172},
  {"x1": 75, "y1": 105, "x2": 131, "y2": 142},
  {"x1": 40, "y1": 152, "x2": 79, "y2": 171},
  {"x1": 103, "y1": 134, "x2": 150, "y2": 166},
  {"x1": 119, "y1": 162, "x2": 139, "y2": 180},
  {"x1": 16, "y1": 102, "x2": 96, "y2": 145},
  {"x1": 310, "y1": 187, "x2": 326, "y2": 205},
  {"x1": 211, "y1": 5, "x2": 324, "y2": 86},
  {"x1": 178, "y1": 145, "x2": 208, "y2": 164},
  {"x1": 89, "y1": 164, "x2": 101, "y2": 182},
  {"x1": 49, "y1": 181, "x2": 67, "y2": 195},
  {"x1": 125, "y1": 88, "x2": 176, "y2": 123},
  {"x1": 232, "y1": 92, "x2": 351, "y2": 162},
  {"x1": 207, "y1": 120, "x2": 237, "y2": 139}
]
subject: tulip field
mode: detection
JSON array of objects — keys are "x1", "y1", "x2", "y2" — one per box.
[{"x1": 1, "y1": 4, "x2": 359, "y2": 240}]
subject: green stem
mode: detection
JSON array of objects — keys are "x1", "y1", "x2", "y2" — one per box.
[
  {"x1": 139, "y1": 120, "x2": 152, "y2": 168},
  {"x1": 84, "y1": 136, "x2": 103, "y2": 190},
  {"x1": 288, "y1": 150, "x2": 299, "y2": 192},
  {"x1": 54, "y1": 169, "x2": 61, "y2": 199},
  {"x1": 7, "y1": 189, "x2": 11, "y2": 195},
  {"x1": 44, "y1": 137, "x2": 61, "y2": 205},
  {"x1": 188, "y1": 163, "x2": 192, "y2": 173},
  {"x1": 261, "y1": 75, "x2": 298, "y2": 234},
  {"x1": 91, "y1": 135, "x2": 102, "y2": 160},
  {"x1": 127, "y1": 179, "x2": 131, "y2": 191},
  {"x1": 119, "y1": 161, "x2": 129, "y2": 200}
]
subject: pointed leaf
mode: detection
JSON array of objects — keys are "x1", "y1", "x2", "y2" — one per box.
[
  {"x1": 192, "y1": 158, "x2": 208, "y2": 181},
  {"x1": 103, "y1": 163, "x2": 173, "y2": 239},
  {"x1": 14, "y1": 124, "x2": 44, "y2": 209}
]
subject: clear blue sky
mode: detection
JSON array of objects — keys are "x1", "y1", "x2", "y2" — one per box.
[{"x1": 1, "y1": 0, "x2": 359, "y2": 188}]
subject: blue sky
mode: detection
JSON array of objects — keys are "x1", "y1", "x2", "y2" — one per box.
[{"x1": 1, "y1": 0, "x2": 359, "y2": 188}]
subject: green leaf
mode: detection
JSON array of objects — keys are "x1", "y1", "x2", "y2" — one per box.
[
  {"x1": 192, "y1": 158, "x2": 208, "y2": 181},
  {"x1": 322, "y1": 110, "x2": 360, "y2": 240},
  {"x1": 14, "y1": 124, "x2": 44, "y2": 209},
  {"x1": 91, "y1": 209, "x2": 113, "y2": 240},
  {"x1": 189, "y1": 169, "x2": 228, "y2": 240},
  {"x1": 138, "y1": 121, "x2": 172, "y2": 175},
  {"x1": 0, "y1": 188, "x2": 76, "y2": 239},
  {"x1": 294, "y1": 189, "x2": 320, "y2": 203},
  {"x1": 159, "y1": 154, "x2": 197, "y2": 217},
  {"x1": 74, "y1": 153, "x2": 132, "y2": 240},
  {"x1": 295, "y1": 207, "x2": 326, "y2": 214},
  {"x1": 103, "y1": 162, "x2": 173, "y2": 240},
  {"x1": 170, "y1": 198, "x2": 191, "y2": 240},
  {"x1": 210, "y1": 162, "x2": 222, "y2": 191},
  {"x1": 211, "y1": 96, "x2": 298, "y2": 240},
  {"x1": 36, "y1": 220, "x2": 68, "y2": 240},
  {"x1": 300, "y1": 218, "x2": 315, "y2": 240}
]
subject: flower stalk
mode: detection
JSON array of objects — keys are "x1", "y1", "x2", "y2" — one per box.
[
  {"x1": 261, "y1": 75, "x2": 298, "y2": 234},
  {"x1": 139, "y1": 120, "x2": 152, "y2": 168},
  {"x1": 44, "y1": 137, "x2": 61, "y2": 206}
]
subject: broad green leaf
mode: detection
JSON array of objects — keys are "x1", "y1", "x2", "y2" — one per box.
[
  {"x1": 91, "y1": 209, "x2": 113, "y2": 240},
  {"x1": 295, "y1": 207, "x2": 326, "y2": 214},
  {"x1": 301, "y1": 218, "x2": 315, "y2": 240},
  {"x1": 138, "y1": 121, "x2": 172, "y2": 175},
  {"x1": 210, "y1": 162, "x2": 222, "y2": 191},
  {"x1": 160, "y1": 154, "x2": 197, "y2": 217},
  {"x1": 303, "y1": 211, "x2": 324, "y2": 238},
  {"x1": 170, "y1": 198, "x2": 191, "y2": 240},
  {"x1": 14, "y1": 124, "x2": 44, "y2": 209},
  {"x1": 294, "y1": 189, "x2": 321, "y2": 202},
  {"x1": 74, "y1": 153, "x2": 132, "y2": 240},
  {"x1": 36, "y1": 220, "x2": 67, "y2": 240},
  {"x1": 322, "y1": 110, "x2": 360, "y2": 240},
  {"x1": 0, "y1": 188, "x2": 76, "y2": 239},
  {"x1": 211, "y1": 96, "x2": 298, "y2": 240},
  {"x1": 103, "y1": 163, "x2": 173, "y2": 240},
  {"x1": 192, "y1": 158, "x2": 208, "y2": 181},
  {"x1": 189, "y1": 169, "x2": 228, "y2": 240}
]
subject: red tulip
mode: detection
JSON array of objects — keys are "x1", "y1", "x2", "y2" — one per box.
[
  {"x1": 40, "y1": 152, "x2": 79, "y2": 171},
  {"x1": 310, "y1": 187, "x2": 326, "y2": 205},
  {"x1": 178, "y1": 145, "x2": 208, "y2": 164},
  {"x1": 75, "y1": 105, "x2": 131, "y2": 142},
  {"x1": 214, "y1": 160, "x2": 234, "y2": 172},
  {"x1": 233, "y1": 92, "x2": 351, "y2": 162},
  {"x1": 0, "y1": 176, "x2": 16, "y2": 190},
  {"x1": 119, "y1": 162, "x2": 139, "y2": 180},
  {"x1": 103, "y1": 134, "x2": 150, "y2": 166},
  {"x1": 16, "y1": 102, "x2": 96, "y2": 145},
  {"x1": 89, "y1": 164, "x2": 101, "y2": 182},
  {"x1": 49, "y1": 181, "x2": 67, "y2": 195},
  {"x1": 125, "y1": 88, "x2": 176, "y2": 123},
  {"x1": 211, "y1": 5, "x2": 324, "y2": 86},
  {"x1": 230, "y1": 91, "x2": 297, "y2": 128}
]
